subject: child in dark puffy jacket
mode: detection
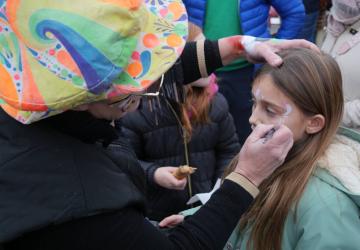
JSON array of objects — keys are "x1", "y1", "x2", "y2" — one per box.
[{"x1": 115, "y1": 76, "x2": 240, "y2": 222}]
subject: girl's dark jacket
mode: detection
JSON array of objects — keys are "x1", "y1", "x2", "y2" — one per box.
[{"x1": 117, "y1": 93, "x2": 240, "y2": 221}]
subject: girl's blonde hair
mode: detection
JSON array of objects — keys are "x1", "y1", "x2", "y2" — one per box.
[{"x1": 224, "y1": 48, "x2": 343, "y2": 250}]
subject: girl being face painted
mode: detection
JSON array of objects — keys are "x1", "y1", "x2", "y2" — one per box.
[
  {"x1": 249, "y1": 48, "x2": 343, "y2": 143},
  {"x1": 250, "y1": 74, "x2": 307, "y2": 142}
]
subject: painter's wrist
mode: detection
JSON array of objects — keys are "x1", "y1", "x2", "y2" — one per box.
[
  {"x1": 218, "y1": 36, "x2": 246, "y2": 66},
  {"x1": 233, "y1": 166, "x2": 262, "y2": 187},
  {"x1": 240, "y1": 35, "x2": 259, "y2": 56},
  {"x1": 226, "y1": 172, "x2": 259, "y2": 198}
]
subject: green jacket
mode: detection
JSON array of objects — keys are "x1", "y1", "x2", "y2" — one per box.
[{"x1": 226, "y1": 127, "x2": 360, "y2": 250}]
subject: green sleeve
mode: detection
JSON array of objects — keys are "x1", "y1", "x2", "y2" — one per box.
[{"x1": 179, "y1": 206, "x2": 201, "y2": 217}]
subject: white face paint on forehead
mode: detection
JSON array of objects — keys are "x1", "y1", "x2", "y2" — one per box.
[
  {"x1": 284, "y1": 104, "x2": 293, "y2": 116},
  {"x1": 255, "y1": 88, "x2": 261, "y2": 99}
]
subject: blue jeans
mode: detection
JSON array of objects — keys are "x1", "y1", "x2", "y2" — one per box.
[{"x1": 296, "y1": 11, "x2": 319, "y2": 43}]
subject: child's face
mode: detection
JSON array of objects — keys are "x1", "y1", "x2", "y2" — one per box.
[{"x1": 249, "y1": 75, "x2": 308, "y2": 142}]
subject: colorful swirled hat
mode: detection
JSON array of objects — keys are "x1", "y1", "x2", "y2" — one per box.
[{"x1": 0, "y1": 0, "x2": 188, "y2": 123}]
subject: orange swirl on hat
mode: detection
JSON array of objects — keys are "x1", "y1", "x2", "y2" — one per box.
[
  {"x1": 56, "y1": 50, "x2": 82, "y2": 76},
  {"x1": 5, "y1": 0, "x2": 25, "y2": 43},
  {"x1": 0, "y1": 103, "x2": 20, "y2": 120},
  {"x1": 101, "y1": 0, "x2": 142, "y2": 10},
  {"x1": 0, "y1": 43, "x2": 47, "y2": 111},
  {"x1": 0, "y1": 63, "x2": 19, "y2": 108}
]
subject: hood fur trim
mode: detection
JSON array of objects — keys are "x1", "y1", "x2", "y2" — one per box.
[{"x1": 317, "y1": 135, "x2": 360, "y2": 194}]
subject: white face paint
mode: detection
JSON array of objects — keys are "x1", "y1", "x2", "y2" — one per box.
[
  {"x1": 284, "y1": 103, "x2": 293, "y2": 116},
  {"x1": 252, "y1": 87, "x2": 293, "y2": 127},
  {"x1": 255, "y1": 88, "x2": 262, "y2": 100}
]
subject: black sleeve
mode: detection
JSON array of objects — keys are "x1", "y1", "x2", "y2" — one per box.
[
  {"x1": 44, "y1": 111, "x2": 119, "y2": 145},
  {"x1": 4, "y1": 180, "x2": 253, "y2": 250},
  {"x1": 116, "y1": 119, "x2": 161, "y2": 188},
  {"x1": 179, "y1": 40, "x2": 223, "y2": 85}
]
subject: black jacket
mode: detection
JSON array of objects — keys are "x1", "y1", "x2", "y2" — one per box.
[
  {"x1": 0, "y1": 108, "x2": 255, "y2": 250},
  {"x1": 118, "y1": 93, "x2": 240, "y2": 221},
  {"x1": 0, "y1": 109, "x2": 145, "y2": 242},
  {"x1": 1, "y1": 39, "x2": 254, "y2": 249}
]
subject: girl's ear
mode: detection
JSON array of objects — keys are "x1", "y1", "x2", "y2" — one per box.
[{"x1": 305, "y1": 114, "x2": 325, "y2": 134}]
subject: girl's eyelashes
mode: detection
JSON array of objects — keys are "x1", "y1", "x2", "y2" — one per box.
[
  {"x1": 251, "y1": 96, "x2": 286, "y2": 119},
  {"x1": 265, "y1": 107, "x2": 277, "y2": 117},
  {"x1": 252, "y1": 98, "x2": 277, "y2": 117}
]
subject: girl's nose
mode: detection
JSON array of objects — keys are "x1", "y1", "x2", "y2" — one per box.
[{"x1": 249, "y1": 107, "x2": 261, "y2": 129}]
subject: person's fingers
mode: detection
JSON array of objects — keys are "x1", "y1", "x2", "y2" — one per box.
[
  {"x1": 265, "y1": 126, "x2": 293, "y2": 166},
  {"x1": 270, "y1": 125, "x2": 293, "y2": 146},
  {"x1": 283, "y1": 137, "x2": 294, "y2": 155},
  {"x1": 179, "y1": 179, "x2": 187, "y2": 189},
  {"x1": 159, "y1": 215, "x2": 184, "y2": 228},
  {"x1": 269, "y1": 131, "x2": 294, "y2": 166},
  {"x1": 159, "y1": 215, "x2": 176, "y2": 227},
  {"x1": 255, "y1": 43, "x2": 283, "y2": 67},
  {"x1": 167, "y1": 167, "x2": 179, "y2": 173},
  {"x1": 172, "y1": 178, "x2": 187, "y2": 190},
  {"x1": 274, "y1": 39, "x2": 320, "y2": 54},
  {"x1": 281, "y1": 132, "x2": 294, "y2": 157},
  {"x1": 248, "y1": 123, "x2": 276, "y2": 141}
]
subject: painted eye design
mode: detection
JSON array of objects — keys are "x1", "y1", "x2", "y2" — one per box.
[{"x1": 265, "y1": 107, "x2": 277, "y2": 116}]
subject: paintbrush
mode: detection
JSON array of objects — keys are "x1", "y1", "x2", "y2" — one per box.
[{"x1": 262, "y1": 127, "x2": 277, "y2": 144}]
